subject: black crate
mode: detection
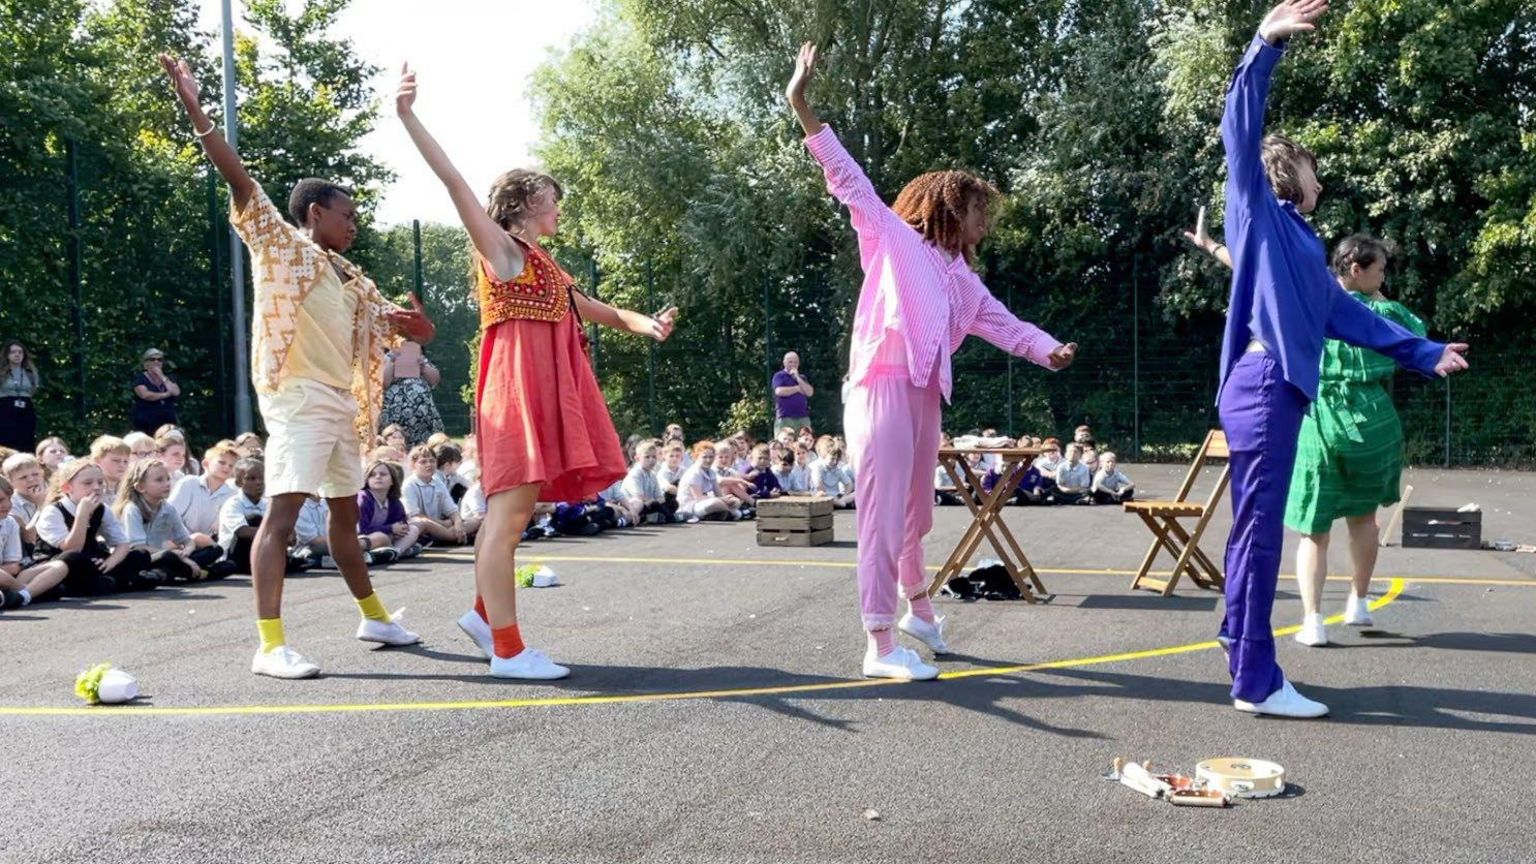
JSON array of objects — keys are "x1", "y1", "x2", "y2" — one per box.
[{"x1": 1402, "y1": 507, "x2": 1482, "y2": 550}]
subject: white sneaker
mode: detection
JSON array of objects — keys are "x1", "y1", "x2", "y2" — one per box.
[
  {"x1": 1344, "y1": 593, "x2": 1374, "y2": 627},
  {"x1": 457, "y1": 609, "x2": 493, "y2": 660},
  {"x1": 897, "y1": 613, "x2": 952, "y2": 655},
  {"x1": 862, "y1": 646, "x2": 940, "y2": 681},
  {"x1": 1233, "y1": 679, "x2": 1329, "y2": 718},
  {"x1": 356, "y1": 610, "x2": 421, "y2": 646},
  {"x1": 251, "y1": 645, "x2": 320, "y2": 679},
  {"x1": 1295, "y1": 613, "x2": 1328, "y2": 647},
  {"x1": 489, "y1": 647, "x2": 570, "y2": 680}
]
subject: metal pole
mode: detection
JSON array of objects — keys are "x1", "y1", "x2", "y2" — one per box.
[
  {"x1": 1444, "y1": 376, "x2": 1451, "y2": 468},
  {"x1": 1132, "y1": 251, "x2": 1141, "y2": 459},
  {"x1": 208, "y1": 167, "x2": 228, "y2": 433},
  {"x1": 646, "y1": 260, "x2": 657, "y2": 436},
  {"x1": 1006, "y1": 280, "x2": 1015, "y2": 434},
  {"x1": 65, "y1": 138, "x2": 86, "y2": 425},
  {"x1": 588, "y1": 256, "x2": 599, "y2": 376},
  {"x1": 222, "y1": 0, "x2": 252, "y2": 433},
  {"x1": 412, "y1": 219, "x2": 424, "y2": 302},
  {"x1": 763, "y1": 272, "x2": 772, "y2": 399}
]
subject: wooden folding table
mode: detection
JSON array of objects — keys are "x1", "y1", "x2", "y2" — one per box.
[{"x1": 926, "y1": 446, "x2": 1048, "y2": 602}]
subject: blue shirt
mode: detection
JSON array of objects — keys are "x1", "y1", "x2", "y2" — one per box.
[{"x1": 1220, "y1": 35, "x2": 1445, "y2": 403}]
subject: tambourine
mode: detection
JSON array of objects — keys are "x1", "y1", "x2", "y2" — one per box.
[{"x1": 1195, "y1": 758, "x2": 1286, "y2": 798}]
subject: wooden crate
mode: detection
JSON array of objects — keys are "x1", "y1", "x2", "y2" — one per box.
[
  {"x1": 756, "y1": 496, "x2": 836, "y2": 547},
  {"x1": 1402, "y1": 507, "x2": 1482, "y2": 550},
  {"x1": 757, "y1": 496, "x2": 835, "y2": 518},
  {"x1": 757, "y1": 527, "x2": 835, "y2": 547}
]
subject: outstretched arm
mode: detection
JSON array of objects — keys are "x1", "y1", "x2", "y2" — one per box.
[
  {"x1": 159, "y1": 54, "x2": 255, "y2": 210},
  {"x1": 572, "y1": 290, "x2": 679, "y2": 342},
  {"x1": 1324, "y1": 287, "x2": 1467, "y2": 378},
  {"x1": 1183, "y1": 205, "x2": 1234, "y2": 269},
  {"x1": 395, "y1": 64, "x2": 523, "y2": 281}
]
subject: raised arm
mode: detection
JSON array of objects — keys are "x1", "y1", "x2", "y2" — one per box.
[
  {"x1": 394, "y1": 64, "x2": 523, "y2": 281},
  {"x1": 1324, "y1": 287, "x2": 1467, "y2": 378},
  {"x1": 784, "y1": 42, "x2": 825, "y2": 138},
  {"x1": 159, "y1": 55, "x2": 256, "y2": 210},
  {"x1": 1223, "y1": 3, "x2": 1328, "y2": 205},
  {"x1": 1183, "y1": 205, "x2": 1234, "y2": 269}
]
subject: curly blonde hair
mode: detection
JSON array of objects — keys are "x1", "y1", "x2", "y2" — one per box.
[{"x1": 891, "y1": 170, "x2": 1000, "y2": 262}]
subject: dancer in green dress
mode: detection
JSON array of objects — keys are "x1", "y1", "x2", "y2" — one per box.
[{"x1": 1187, "y1": 213, "x2": 1427, "y2": 646}]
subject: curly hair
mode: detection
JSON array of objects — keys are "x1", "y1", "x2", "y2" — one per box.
[
  {"x1": 485, "y1": 169, "x2": 563, "y2": 232},
  {"x1": 1261, "y1": 134, "x2": 1318, "y2": 207},
  {"x1": 891, "y1": 170, "x2": 1000, "y2": 262}
]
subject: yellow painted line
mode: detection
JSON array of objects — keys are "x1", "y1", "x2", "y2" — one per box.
[
  {"x1": 0, "y1": 580, "x2": 1404, "y2": 718},
  {"x1": 430, "y1": 551, "x2": 1536, "y2": 588}
]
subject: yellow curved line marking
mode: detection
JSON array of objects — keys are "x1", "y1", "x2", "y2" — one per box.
[
  {"x1": 433, "y1": 552, "x2": 1534, "y2": 587},
  {"x1": 0, "y1": 580, "x2": 1404, "y2": 718}
]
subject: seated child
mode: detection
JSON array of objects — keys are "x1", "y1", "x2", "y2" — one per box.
[
  {"x1": 155, "y1": 432, "x2": 191, "y2": 483},
  {"x1": 89, "y1": 435, "x2": 131, "y2": 507},
  {"x1": 1092, "y1": 452, "x2": 1135, "y2": 504},
  {"x1": 434, "y1": 443, "x2": 469, "y2": 504},
  {"x1": 0, "y1": 477, "x2": 68, "y2": 608},
  {"x1": 3, "y1": 453, "x2": 48, "y2": 554},
  {"x1": 1053, "y1": 443, "x2": 1093, "y2": 505},
  {"x1": 622, "y1": 440, "x2": 680, "y2": 524},
  {"x1": 655, "y1": 441, "x2": 687, "y2": 496},
  {"x1": 123, "y1": 432, "x2": 158, "y2": 465},
  {"x1": 713, "y1": 441, "x2": 757, "y2": 508},
  {"x1": 403, "y1": 444, "x2": 469, "y2": 545},
  {"x1": 459, "y1": 464, "x2": 488, "y2": 535},
  {"x1": 116, "y1": 457, "x2": 227, "y2": 581},
  {"x1": 677, "y1": 441, "x2": 741, "y2": 522},
  {"x1": 35, "y1": 461, "x2": 163, "y2": 593},
  {"x1": 1031, "y1": 439, "x2": 1064, "y2": 502},
  {"x1": 773, "y1": 449, "x2": 810, "y2": 495},
  {"x1": 168, "y1": 440, "x2": 239, "y2": 548},
  {"x1": 808, "y1": 443, "x2": 856, "y2": 509},
  {"x1": 356, "y1": 460, "x2": 421, "y2": 564},
  {"x1": 217, "y1": 457, "x2": 267, "y2": 574},
  {"x1": 1081, "y1": 444, "x2": 1100, "y2": 476},
  {"x1": 743, "y1": 443, "x2": 784, "y2": 501}
]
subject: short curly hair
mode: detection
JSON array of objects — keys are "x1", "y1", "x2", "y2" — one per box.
[
  {"x1": 891, "y1": 169, "x2": 1000, "y2": 262},
  {"x1": 486, "y1": 169, "x2": 563, "y2": 232},
  {"x1": 1261, "y1": 134, "x2": 1318, "y2": 207}
]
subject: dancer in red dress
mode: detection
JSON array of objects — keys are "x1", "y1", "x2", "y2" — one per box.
[{"x1": 396, "y1": 65, "x2": 676, "y2": 679}]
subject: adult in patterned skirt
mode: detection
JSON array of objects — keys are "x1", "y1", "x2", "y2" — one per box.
[
  {"x1": 1189, "y1": 217, "x2": 1430, "y2": 648},
  {"x1": 379, "y1": 340, "x2": 445, "y2": 448}
]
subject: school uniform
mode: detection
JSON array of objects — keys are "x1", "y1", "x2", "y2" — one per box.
[
  {"x1": 35, "y1": 499, "x2": 158, "y2": 594},
  {"x1": 218, "y1": 494, "x2": 267, "y2": 574}
]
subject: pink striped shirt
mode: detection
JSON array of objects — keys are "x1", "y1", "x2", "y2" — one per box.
[{"x1": 805, "y1": 126, "x2": 1062, "y2": 401}]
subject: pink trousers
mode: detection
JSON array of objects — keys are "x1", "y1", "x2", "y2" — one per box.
[{"x1": 843, "y1": 370, "x2": 943, "y2": 630}]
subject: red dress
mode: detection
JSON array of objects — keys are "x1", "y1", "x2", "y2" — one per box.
[{"x1": 474, "y1": 240, "x2": 627, "y2": 501}]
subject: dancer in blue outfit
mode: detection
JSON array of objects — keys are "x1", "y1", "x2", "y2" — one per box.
[{"x1": 1215, "y1": 0, "x2": 1469, "y2": 717}]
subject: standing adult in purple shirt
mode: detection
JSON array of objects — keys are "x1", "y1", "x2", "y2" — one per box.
[
  {"x1": 772, "y1": 352, "x2": 814, "y2": 434},
  {"x1": 1216, "y1": 0, "x2": 1469, "y2": 718}
]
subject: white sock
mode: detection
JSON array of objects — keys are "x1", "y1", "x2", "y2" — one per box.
[{"x1": 18, "y1": 588, "x2": 32, "y2": 605}]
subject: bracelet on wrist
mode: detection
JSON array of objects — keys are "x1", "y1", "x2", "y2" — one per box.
[{"x1": 193, "y1": 123, "x2": 217, "y2": 139}]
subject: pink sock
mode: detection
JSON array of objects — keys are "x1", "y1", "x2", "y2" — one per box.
[
  {"x1": 868, "y1": 627, "x2": 897, "y2": 657},
  {"x1": 908, "y1": 595, "x2": 937, "y2": 625}
]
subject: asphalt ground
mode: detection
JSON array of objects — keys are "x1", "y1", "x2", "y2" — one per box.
[{"x1": 3, "y1": 464, "x2": 1533, "y2": 863}]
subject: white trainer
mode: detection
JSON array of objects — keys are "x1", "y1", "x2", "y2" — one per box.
[
  {"x1": 251, "y1": 645, "x2": 320, "y2": 679},
  {"x1": 1234, "y1": 679, "x2": 1329, "y2": 718},
  {"x1": 356, "y1": 610, "x2": 421, "y2": 646},
  {"x1": 457, "y1": 609, "x2": 493, "y2": 660},
  {"x1": 489, "y1": 647, "x2": 570, "y2": 680},
  {"x1": 862, "y1": 646, "x2": 940, "y2": 681},
  {"x1": 1343, "y1": 593, "x2": 1374, "y2": 627},
  {"x1": 1294, "y1": 613, "x2": 1328, "y2": 647},
  {"x1": 897, "y1": 613, "x2": 952, "y2": 655}
]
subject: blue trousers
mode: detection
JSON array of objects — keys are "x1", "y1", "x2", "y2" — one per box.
[{"x1": 1218, "y1": 350, "x2": 1310, "y2": 702}]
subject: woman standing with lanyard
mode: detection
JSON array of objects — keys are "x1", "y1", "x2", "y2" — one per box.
[
  {"x1": 1189, "y1": 214, "x2": 1429, "y2": 647},
  {"x1": 1, "y1": 341, "x2": 40, "y2": 452},
  {"x1": 130, "y1": 348, "x2": 180, "y2": 435}
]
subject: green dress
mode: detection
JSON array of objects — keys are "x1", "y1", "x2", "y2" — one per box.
[{"x1": 1284, "y1": 291, "x2": 1427, "y2": 535}]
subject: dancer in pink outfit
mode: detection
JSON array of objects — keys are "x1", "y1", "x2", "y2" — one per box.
[{"x1": 786, "y1": 43, "x2": 1077, "y2": 680}]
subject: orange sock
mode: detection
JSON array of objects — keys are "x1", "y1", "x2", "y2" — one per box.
[
  {"x1": 492, "y1": 623, "x2": 525, "y2": 659},
  {"x1": 474, "y1": 595, "x2": 488, "y2": 623}
]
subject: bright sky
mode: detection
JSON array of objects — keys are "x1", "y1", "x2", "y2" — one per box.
[{"x1": 197, "y1": 0, "x2": 599, "y2": 226}]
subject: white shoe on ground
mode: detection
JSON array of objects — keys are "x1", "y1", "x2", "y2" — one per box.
[
  {"x1": 457, "y1": 609, "x2": 493, "y2": 660},
  {"x1": 1343, "y1": 593, "x2": 1374, "y2": 627},
  {"x1": 1295, "y1": 613, "x2": 1328, "y2": 647},
  {"x1": 251, "y1": 645, "x2": 320, "y2": 679},
  {"x1": 862, "y1": 646, "x2": 940, "y2": 681},
  {"x1": 356, "y1": 610, "x2": 421, "y2": 646},
  {"x1": 1233, "y1": 679, "x2": 1329, "y2": 718},
  {"x1": 489, "y1": 648, "x2": 570, "y2": 680},
  {"x1": 898, "y1": 613, "x2": 952, "y2": 655}
]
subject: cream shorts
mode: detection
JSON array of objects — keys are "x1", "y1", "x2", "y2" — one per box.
[{"x1": 257, "y1": 377, "x2": 363, "y2": 499}]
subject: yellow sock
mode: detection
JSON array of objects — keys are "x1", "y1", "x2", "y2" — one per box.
[
  {"x1": 356, "y1": 592, "x2": 390, "y2": 622},
  {"x1": 257, "y1": 618, "x2": 286, "y2": 653}
]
